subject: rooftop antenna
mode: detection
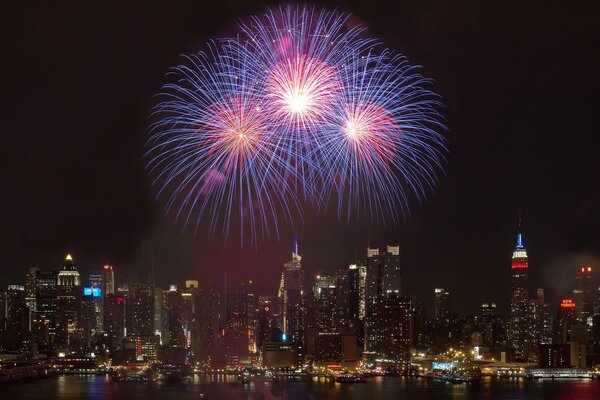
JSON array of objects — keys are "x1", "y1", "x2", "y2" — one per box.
[
  {"x1": 516, "y1": 211, "x2": 524, "y2": 248},
  {"x1": 294, "y1": 233, "x2": 299, "y2": 256}
]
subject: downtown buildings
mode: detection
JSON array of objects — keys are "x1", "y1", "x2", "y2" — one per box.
[{"x1": 1, "y1": 231, "x2": 600, "y2": 372}]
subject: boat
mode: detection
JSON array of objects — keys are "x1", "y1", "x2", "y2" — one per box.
[
  {"x1": 111, "y1": 371, "x2": 155, "y2": 383},
  {"x1": 334, "y1": 374, "x2": 366, "y2": 383}
]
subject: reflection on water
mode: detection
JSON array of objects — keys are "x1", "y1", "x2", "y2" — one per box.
[{"x1": 3, "y1": 375, "x2": 600, "y2": 400}]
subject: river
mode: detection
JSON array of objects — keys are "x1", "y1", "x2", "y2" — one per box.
[{"x1": 2, "y1": 374, "x2": 600, "y2": 399}]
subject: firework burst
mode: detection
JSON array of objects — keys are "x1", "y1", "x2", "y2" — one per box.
[
  {"x1": 146, "y1": 48, "x2": 302, "y2": 244},
  {"x1": 318, "y1": 50, "x2": 446, "y2": 222},
  {"x1": 146, "y1": 5, "x2": 447, "y2": 244}
]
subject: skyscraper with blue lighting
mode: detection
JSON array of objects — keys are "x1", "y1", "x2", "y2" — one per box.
[
  {"x1": 277, "y1": 236, "x2": 305, "y2": 368},
  {"x1": 509, "y1": 230, "x2": 530, "y2": 360}
]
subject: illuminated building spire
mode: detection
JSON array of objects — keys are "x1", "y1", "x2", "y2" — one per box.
[
  {"x1": 515, "y1": 211, "x2": 524, "y2": 249},
  {"x1": 291, "y1": 234, "x2": 301, "y2": 268},
  {"x1": 294, "y1": 233, "x2": 299, "y2": 256}
]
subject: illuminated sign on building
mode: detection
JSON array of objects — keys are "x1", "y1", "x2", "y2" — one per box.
[
  {"x1": 560, "y1": 299, "x2": 575, "y2": 309},
  {"x1": 83, "y1": 287, "x2": 102, "y2": 297}
]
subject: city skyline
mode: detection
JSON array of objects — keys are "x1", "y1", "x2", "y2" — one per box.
[
  {"x1": 2, "y1": 233, "x2": 599, "y2": 370},
  {"x1": 2, "y1": 228, "x2": 597, "y2": 319}
]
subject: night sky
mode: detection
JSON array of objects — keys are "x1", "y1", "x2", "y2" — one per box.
[{"x1": 2, "y1": 1, "x2": 599, "y2": 315}]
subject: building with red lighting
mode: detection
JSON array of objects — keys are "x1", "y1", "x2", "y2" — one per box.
[
  {"x1": 573, "y1": 266, "x2": 594, "y2": 323},
  {"x1": 104, "y1": 294, "x2": 125, "y2": 350},
  {"x1": 509, "y1": 232, "x2": 530, "y2": 360},
  {"x1": 555, "y1": 298, "x2": 577, "y2": 343},
  {"x1": 102, "y1": 265, "x2": 115, "y2": 297}
]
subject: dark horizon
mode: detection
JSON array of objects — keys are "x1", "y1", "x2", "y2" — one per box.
[{"x1": 2, "y1": 0, "x2": 599, "y2": 316}]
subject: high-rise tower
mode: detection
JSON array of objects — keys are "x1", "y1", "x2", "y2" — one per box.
[
  {"x1": 364, "y1": 245, "x2": 406, "y2": 362},
  {"x1": 56, "y1": 254, "x2": 82, "y2": 348},
  {"x1": 102, "y1": 265, "x2": 115, "y2": 297},
  {"x1": 131, "y1": 281, "x2": 154, "y2": 336},
  {"x1": 33, "y1": 269, "x2": 58, "y2": 348},
  {"x1": 277, "y1": 236, "x2": 305, "y2": 368},
  {"x1": 573, "y1": 266, "x2": 594, "y2": 323},
  {"x1": 434, "y1": 288, "x2": 452, "y2": 325},
  {"x1": 509, "y1": 230, "x2": 530, "y2": 360}
]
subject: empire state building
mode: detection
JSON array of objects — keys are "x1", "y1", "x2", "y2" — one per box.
[{"x1": 509, "y1": 232, "x2": 530, "y2": 360}]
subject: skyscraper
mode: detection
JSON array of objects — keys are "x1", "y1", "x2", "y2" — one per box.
[
  {"x1": 277, "y1": 236, "x2": 305, "y2": 368},
  {"x1": 530, "y1": 288, "x2": 552, "y2": 357},
  {"x1": 412, "y1": 301, "x2": 428, "y2": 350},
  {"x1": 33, "y1": 269, "x2": 58, "y2": 348},
  {"x1": 434, "y1": 288, "x2": 452, "y2": 325},
  {"x1": 573, "y1": 266, "x2": 594, "y2": 323},
  {"x1": 153, "y1": 286, "x2": 165, "y2": 341},
  {"x1": 102, "y1": 265, "x2": 115, "y2": 297},
  {"x1": 347, "y1": 265, "x2": 361, "y2": 324},
  {"x1": 316, "y1": 286, "x2": 337, "y2": 333},
  {"x1": 56, "y1": 254, "x2": 81, "y2": 348},
  {"x1": 3, "y1": 285, "x2": 29, "y2": 351},
  {"x1": 246, "y1": 281, "x2": 258, "y2": 355},
  {"x1": 256, "y1": 295, "x2": 273, "y2": 353},
  {"x1": 131, "y1": 281, "x2": 154, "y2": 336},
  {"x1": 555, "y1": 298, "x2": 577, "y2": 343},
  {"x1": 165, "y1": 285, "x2": 185, "y2": 347},
  {"x1": 24, "y1": 268, "x2": 37, "y2": 327},
  {"x1": 333, "y1": 268, "x2": 350, "y2": 329},
  {"x1": 365, "y1": 245, "x2": 401, "y2": 299},
  {"x1": 88, "y1": 271, "x2": 104, "y2": 332},
  {"x1": 348, "y1": 263, "x2": 366, "y2": 349},
  {"x1": 183, "y1": 280, "x2": 199, "y2": 354},
  {"x1": 509, "y1": 232, "x2": 530, "y2": 360},
  {"x1": 364, "y1": 245, "x2": 402, "y2": 360},
  {"x1": 104, "y1": 294, "x2": 125, "y2": 350},
  {"x1": 196, "y1": 287, "x2": 221, "y2": 366},
  {"x1": 370, "y1": 294, "x2": 412, "y2": 362}
]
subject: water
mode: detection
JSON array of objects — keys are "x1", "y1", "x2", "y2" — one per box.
[{"x1": 3, "y1": 375, "x2": 600, "y2": 400}]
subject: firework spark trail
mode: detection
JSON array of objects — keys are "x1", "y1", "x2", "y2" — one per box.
[
  {"x1": 146, "y1": 46, "x2": 303, "y2": 245},
  {"x1": 318, "y1": 50, "x2": 446, "y2": 223},
  {"x1": 146, "y1": 5, "x2": 447, "y2": 245},
  {"x1": 228, "y1": 6, "x2": 380, "y2": 201}
]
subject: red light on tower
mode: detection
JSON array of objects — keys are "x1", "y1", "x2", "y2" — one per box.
[
  {"x1": 511, "y1": 259, "x2": 528, "y2": 269},
  {"x1": 560, "y1": 299, "x2": 576, "y2": 309},
  {"x1": 103, "y1": 265, "x2": 113, "y2": 270}
]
